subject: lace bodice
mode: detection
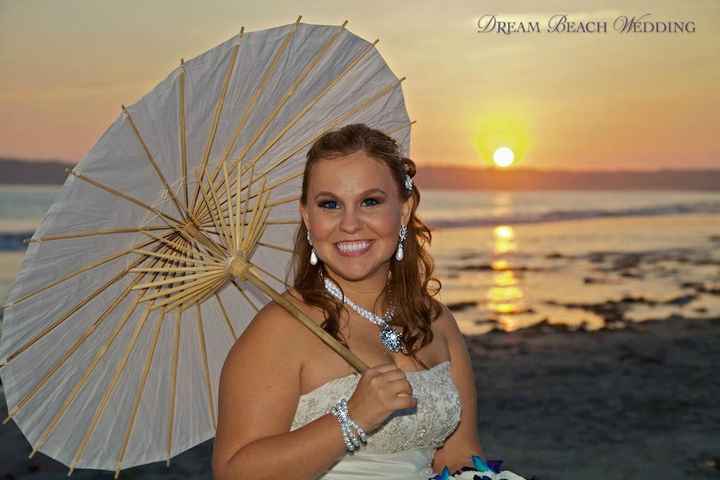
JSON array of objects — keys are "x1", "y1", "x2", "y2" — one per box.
[{"x1": 290, "y1": 360, "x2": 462, "y2": 454}]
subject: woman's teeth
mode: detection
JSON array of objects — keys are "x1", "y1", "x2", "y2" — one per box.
[{"x1": 336, "y1": 240, "x2": 372, "y2": 255}]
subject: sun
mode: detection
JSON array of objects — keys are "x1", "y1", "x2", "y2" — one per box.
[{"x1": 493, "y1": 146, "x2": 515, "y2": 168}]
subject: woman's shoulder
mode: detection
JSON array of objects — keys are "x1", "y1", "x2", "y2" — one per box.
[
  {"x1": 236, "y1": 288, "x2": 325, "y2": 356},
  {"x1": 428, "y1": 300, "x2": 460, "y2": 337}
]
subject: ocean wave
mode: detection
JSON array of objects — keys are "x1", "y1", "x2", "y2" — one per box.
[{"x1": 426, "y1": 201, "x2": 720, "y2": 229}]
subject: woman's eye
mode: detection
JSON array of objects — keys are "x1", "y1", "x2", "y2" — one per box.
[
  {"x1": 318, "y1": 200, "x2": 338, "y2": 209},
  {"x1": 318, "y1": 198, "x2": 381, "y2": 209}
]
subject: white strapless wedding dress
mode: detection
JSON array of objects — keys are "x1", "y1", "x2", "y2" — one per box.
[{"x1": 290, "y1": 360, "x2": 462, "y2": 479}]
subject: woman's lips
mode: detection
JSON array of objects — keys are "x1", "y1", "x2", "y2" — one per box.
[{"x1": 335, "y1": 240, "x2": 374, "y2": 257}]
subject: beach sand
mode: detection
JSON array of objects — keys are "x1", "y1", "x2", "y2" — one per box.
[{"x1": 1, "y1": 314, "x2": 718, "y2": 479}]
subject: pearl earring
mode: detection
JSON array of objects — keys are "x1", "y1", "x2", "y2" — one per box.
[
  {"x1": 306, "y1": 230, "x2": 318, "y2": 265},
  {"x1": 395, "y1": 224, "x2": 408, "y2": 261}
]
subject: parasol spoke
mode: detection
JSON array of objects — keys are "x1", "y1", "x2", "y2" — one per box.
[
  {"x1": 195, "y1": 303, "x2": 216, "y2": 432},
  {"x1": 190, "y1": 41, "x2": 242, "y2": 213},
  {"x1": 131, "y1": 249, "x2": 222, "y2": 267},
  {"x1": 27, "y1": 225, "x2": 171, "y2": 243},
  {"x1": 239, "y1": 162, "x2": 256, "y2": 249},
  {"x1": 130, "y1": 265, "x2": 221, "y2": 274},
  {"x1": 146, "y1": 272, "x2": 226, "y2": 309},
  {"x1": 229, "y1": 279, "x2": 261, "y2": 313},
  {"x1": 138, "y1": 229, "x2": 217, "y2": 265},
  {"x1": 66, "y1": 169, "x2": 183, "y2": 227},
  {"x1": 194, "y1": 167, "x2": 230, "y2": 249},
  {"x1": 114, "y1": 307, "x2": 167, "y2": 478},
  {"x1": 267, "y1": 193, "x2": 302, "y2": 208},
  {"x1": 166, "y1": 308, "x2": 182, "y2": 466},
  {"x1": 178, "y1": 59, "x2": 189, "y2": 208},
  {"x1": 133, "y1": 269, "x2": 223, "y2": 290},
  {"x1": 256, "y1": 240, "x2": 294, "y2": 254},
  {"x1": 241, "y1": 177, "x2": 269, "y2": 252},
  {"x1": 167, "y1": 275, "x2": 227, "y2": 313},
  {"x1": 68, "y1": 299, "x2": 157, "y2": 476},
  {"x1": 3, "y1": 237, "x2": 156, "y2": 309},
  {"x1": 204, "y1": 165, "x2": 234, "y2": 249},
  {"x1": 122, "y1": 105, "x2": 192, "y2": 223},
  {"x1": 248, "y1": 260, "x2": 291, "y2": 290},
  {"x1": 221, "y1": 162, "x2": 237, "y2": 253},
  {"x1": 213, "y1": 293, "x2": 238, "y2": 341}
]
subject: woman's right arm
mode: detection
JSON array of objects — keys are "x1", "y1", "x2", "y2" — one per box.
[{"x1": 211, "y1": 302, "x2": 349, "y2": 480}]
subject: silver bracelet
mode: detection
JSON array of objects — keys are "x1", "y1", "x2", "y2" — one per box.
[{"x1": 329, "y1": 398, "x2": 367, "y2": 452}]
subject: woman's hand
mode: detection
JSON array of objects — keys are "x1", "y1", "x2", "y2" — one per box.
[{"x1": 346, "y1": 363, "x2": 417, "y2": 433}]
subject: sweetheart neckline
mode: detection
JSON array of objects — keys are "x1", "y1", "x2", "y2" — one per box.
[{"x1": 298, "y1": 359, "x2": 452, "y2": 400}]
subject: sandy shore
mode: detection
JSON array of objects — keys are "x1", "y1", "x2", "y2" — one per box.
[
  {"x1": 468, "y1": 314, "x2": 720, "y2": 480},
  {"x1": 1, "y1": 313, "x2": 718, "y2": 479}
]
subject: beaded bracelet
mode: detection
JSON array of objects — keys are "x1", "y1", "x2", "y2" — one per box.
[{"x1": 329, "y1": 398, "x2": 367, "y2": 452}]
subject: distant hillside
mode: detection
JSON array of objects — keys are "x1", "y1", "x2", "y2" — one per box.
[
  {"x1": 0, "y1": 158, "x2": 70, "y2": 184},
  {"x1": 1, "y1": 158, "x2": 719, "y2": 190},
  {"x1": 414, "y1": 165, "x2": 720, "y2": 191}
]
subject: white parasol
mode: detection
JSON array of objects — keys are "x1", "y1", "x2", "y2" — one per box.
[{"x1": 0, "y1": 17, "x2": 412, "y2": 477}]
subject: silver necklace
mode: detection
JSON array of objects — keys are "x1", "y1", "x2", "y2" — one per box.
[{"x1": 322, "y1": 274, "x2": 405, "y2": 353}]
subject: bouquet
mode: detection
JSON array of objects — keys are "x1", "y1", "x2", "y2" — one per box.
[{"x1": 430, "y1": 455, "x2": 531, "y2": 480}]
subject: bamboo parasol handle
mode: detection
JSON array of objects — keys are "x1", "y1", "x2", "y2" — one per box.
[{"x1": 243, "y1": 266, "x2": 368, "y2": 373}]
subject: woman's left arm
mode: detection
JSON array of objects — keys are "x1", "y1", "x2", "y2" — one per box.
[{"x1": 431, "y1": 303, "x2": 487, "y2": 473}]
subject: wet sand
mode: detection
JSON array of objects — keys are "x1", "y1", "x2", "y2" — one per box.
[{"x1": 467, "y1": 314, "x2": 720, "y2": 480}]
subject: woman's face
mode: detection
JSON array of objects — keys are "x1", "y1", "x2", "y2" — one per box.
[{"x1": 299, "y1": 150, "x2": 412, "y2": 282}]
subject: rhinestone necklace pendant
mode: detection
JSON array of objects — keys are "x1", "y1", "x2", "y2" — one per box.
[
  {"x1": 322, "y1": 273, "x2": 406, "y2": 353},
  {"x1": 379, "y1": 324, "x2": 404, "y2": 353}
]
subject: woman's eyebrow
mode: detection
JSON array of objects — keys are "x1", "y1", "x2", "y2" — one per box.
[{"x1": 314, "y1": 188, "x2": 386, "y2": 200}]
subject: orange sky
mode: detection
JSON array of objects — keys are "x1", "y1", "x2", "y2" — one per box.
[{"x1": 0, "y1": 0, "x2": 717, "y2": 171}]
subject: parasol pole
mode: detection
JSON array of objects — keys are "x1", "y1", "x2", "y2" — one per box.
[{"x1": 227, "y1": 258, "x2": 368, "y2": 373}]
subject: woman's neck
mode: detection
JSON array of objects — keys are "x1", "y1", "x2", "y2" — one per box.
[{"x1": 321, "y1": 266, "x2": 392, "y2": 314}]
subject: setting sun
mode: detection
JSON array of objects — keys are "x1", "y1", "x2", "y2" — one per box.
[{"x1": 493, "y1": 146, "x2": 515, "y2": 167}]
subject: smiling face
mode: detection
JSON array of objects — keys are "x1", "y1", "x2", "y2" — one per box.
[{"x1": 299, "y1": 150, "x2": 413, "y2": 284}]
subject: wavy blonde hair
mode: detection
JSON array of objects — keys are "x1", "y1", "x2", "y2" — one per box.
[{"x1": 285, "y1": 123, "x2": 443, "y2": 368}]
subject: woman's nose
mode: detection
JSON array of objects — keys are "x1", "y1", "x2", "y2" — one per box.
[{"x1": 339, "y1": 206, "x2": 362, "y2": 233}]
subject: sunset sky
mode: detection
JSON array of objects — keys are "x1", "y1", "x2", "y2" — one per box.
[{"x1": 0, "y1": 0, "x2": 717, "y2": 171}]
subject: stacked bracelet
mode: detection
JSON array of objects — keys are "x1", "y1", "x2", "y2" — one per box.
[{"x1": 329, "y1": 398, "x2": 368, "y2": 453}]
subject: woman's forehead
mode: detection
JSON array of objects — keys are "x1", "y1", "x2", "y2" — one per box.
[{"x1": 308, "y1": 152, "x2": 395, "y2": 194}]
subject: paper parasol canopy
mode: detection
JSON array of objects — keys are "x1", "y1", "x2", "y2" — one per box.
[{"x1": 0, "y1": 16, "x2": 413, "y2": 477}]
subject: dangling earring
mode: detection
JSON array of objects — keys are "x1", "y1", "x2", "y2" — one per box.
[
  {"x1": 306, "y1": 230, "x2": 318, "y2": 265},
  {"x1": 395, "y1": 224, "x2": 408, "y2": 261}
]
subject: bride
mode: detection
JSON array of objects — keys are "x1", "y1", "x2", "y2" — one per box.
[{"x1": 212, "y1": 123, "x2": 486, "y2": 479}]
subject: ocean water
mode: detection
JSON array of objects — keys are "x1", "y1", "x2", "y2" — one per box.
[{"x1": 1, "y1": 185, "x2": 719, "y2": 334}]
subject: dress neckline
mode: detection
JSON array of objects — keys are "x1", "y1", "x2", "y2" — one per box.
[{"x1": 298, "y1": 359, "x2": 451, "y2": 400}]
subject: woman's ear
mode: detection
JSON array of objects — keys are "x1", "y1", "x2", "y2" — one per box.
[
  {"x1": 400, "y1": 194, "x2": 414, "y2": 226},
  {"x1": 298, "y1": 203, "x2": 310, "y2": 232}
]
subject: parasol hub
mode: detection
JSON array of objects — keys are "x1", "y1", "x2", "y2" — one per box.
[
  {"x1": 181, "y1": 221, "x2": 201, "y2": 238},
  {"x1": 226, "y1": 255, "x2": 250, "y2": 280}
]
